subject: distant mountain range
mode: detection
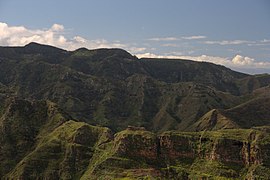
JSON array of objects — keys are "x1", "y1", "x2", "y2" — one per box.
[{"x1": 0, "y1": 42, "x2": 269, "y2": 179}]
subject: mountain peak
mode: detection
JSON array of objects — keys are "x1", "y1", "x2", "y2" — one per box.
[
  {"x1": 24, "y1": 42, "x2": 43, "y2": 47},
  {"x1": 24, "y1": 42, "x2": 56, "y2": 49},
  {"x1": 91, "y1": 48, "x2": 135, "y2": 59},
  {"x1": 23, "y1": 42, "x2": 66, "y2": 54},
  {"x1": 74, "y1": 47, "x2": 89, "y2": 52}
]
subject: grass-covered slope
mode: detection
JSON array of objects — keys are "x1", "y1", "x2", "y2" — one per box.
[
  {"x1": 140, "y1": 58, "x2": 247, "y2": 94},
  {"x1": 1, "y1": 43, "x2": 270, "y2": 179},
  {"x1": 0, "y1": 97, "x2": 71, "y2": 177},
  {"x1": 6, "y1": 120, "x2": 112, "y2": 179},
  {"x1": 0, "y1": 96, "x2": 112, "y2": 179},
  {"x1": 2, "y1": 43, "x2": 269, "y2": 132},
  {"x1": 83, "y1": 127, "x2": 270, "y2": 179},
  {"x1": 5, "y1": 124, "x2": 269, "y2": 179},
  {"x1": 191, "y1": 94, "x2": 270, "y2": 131},
  {"x1": 0, "y1": 96, "x2": 269, "y2": 179}
]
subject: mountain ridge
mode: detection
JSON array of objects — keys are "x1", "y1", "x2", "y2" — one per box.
[
  {"x1": 0, "y1": 42, "x2": 270, "y2": 179},
  {"x1": 0, "y1": 42, "x2": 269, "y2": 132}
]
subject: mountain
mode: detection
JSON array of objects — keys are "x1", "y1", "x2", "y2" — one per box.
[
  {"x1": 0, "y1": 42, "x2": 270, "y2": 178},
  {"x1": 1, "y1": 42, "x2": 269, "y2": 132}
]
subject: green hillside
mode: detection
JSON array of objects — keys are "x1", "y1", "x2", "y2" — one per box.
[
  {"x1": 1, "y1": 43, "x2": 269, "y2": 132},
  {"x1": 0, "y1": 43, "x2": 270, "y2": 179}
]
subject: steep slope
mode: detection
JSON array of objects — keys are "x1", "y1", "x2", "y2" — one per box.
[
  {"x1": 6, "y1": 120, "x2": 112, "y2": 179},
  {"x1": 0, "y1": 97, "x2": 71, "y2": 177},
  {"x1": 236, "y1": 74, "x2": 270, "y2": 94},
  {"x1": 4, "y1": 123, "x2": 269, "y2": 179},
  {"x1": 0, "y1": 95, "x2": 268, "y2": 179},
  {"x1": 223, "y1": 97, "x2": 270, "y2": 128},
  {"x1": 189, "y1": 109, "x2": 239, "y2": 131},
  {"x1": 191, "y1": 94, "x2": 270, "y2": 131},
  {"x1": 141, "y1": 58, "x2": 248, "y2": 95},
  {"x1": 87, "y1": 126, "x2": 270, "y2": 179},
  {"x1": 0, "y1": 43, "x2": 269, "y2": 132}
]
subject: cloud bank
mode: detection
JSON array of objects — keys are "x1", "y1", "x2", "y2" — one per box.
[
  {"x1": 0, "y1": 22, "x2": 145, "y2": 53},
  {"x1": 0, "y1": 22, "x2": 269, "y2": 73},
  {"x1": 182, "y1": 36, "x2": 206, "y2": 40},
  {"x1": 0, "y1": 22, "x2": 68, "y2": 48},
  {"x1": 148, "y1": 37, "x2": 179, "y2": 41},
  {"x1": 204, "y1": 40, "x2": 252, "y2": 45},
  {"x1": 148, "y1": 35, "x2": 206, "y2": 41}
]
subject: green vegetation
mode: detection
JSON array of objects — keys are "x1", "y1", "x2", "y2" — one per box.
[
  {"x1": 0, "y1": 98, "x2": 269, "y2": 179},
  {"x1": 1, "y1": 43, "x2": 269, "y2": 132},
  {"x1": 0, "y1": 43, "x2": 270, "y2": 179}
]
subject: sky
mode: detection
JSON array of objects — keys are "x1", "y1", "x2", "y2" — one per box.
[{"x1": 0, "y1": 0, "x2": 270, "y2": 74}]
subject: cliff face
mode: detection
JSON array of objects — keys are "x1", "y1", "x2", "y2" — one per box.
[
  {"x1": 6, "y1": 121, "x2": 112, "y2": 179},
  {"x1": 0, "y1": 97, "x2": 71, "y2": 177},
  {"x1": 1, "y1": 100, "x2": 269, "y2": 179},
  {"x1": 165, "y1": 130, "x2": 270, "y2": 178},
  {"x1": 81, "y1": 127, "x2": 270, "y2": 179}
]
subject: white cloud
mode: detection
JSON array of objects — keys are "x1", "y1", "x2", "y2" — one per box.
[
  {"x1": 136, "y1": 53, "x2": 167, "y2": 59},
  {"x1": 148, "y1": 35, "x2": 207, "y2": 42},
  {"x1": 232, "y1": 55, "x2": 254, "y2": 65},
  {"x1": 205, "y1": 40, "x2": 252, "y2": 45},
  {"x1": 247, "y1": 39, "x2": 270, "y2": 46},
  {"x1": 204, "y1": 39, "x2": 270, "y2": 46},
  {"x1": 1, "y1": 22, "x2": 269, "y2": 72},
  {"x1": 0, "y1": 22, "x2": 145, "y2": 54},
  {"x1": 136, "y1": 53, "x2": 231, "y2": 65},
  {"x1": 73, "y1": 36, "x2": 87, "y2": 43},
  {"x1": 50, "y1": 24, "x2": 64, "y2": 31},
  {"x1": 127, "y1": 47, "x2": 146, "y2": 53},
  {"x1": 0, "y1": 22, "x2": 70, "y2": 48},
  {"x1": 182, "y1": 35, "x2": 206, "y2": 40},
  {"x1": 166, "y1": 51, "x2": 184, "y2": 56},
  {"x1": 0, "y1": 22, "x2": 27, "y2": 40},
  {"x1": 136, "y1": 52, "x2": 270, "y2": 69},
  {"x1": 261, "y1": 39, "x2": 270, "y2": 43},
  {"x1": 204, "y1": 40, "x2": 252, "y2": 45},
  {"x1": 148, "y1": 37, "x2": 179, "y2": 41},
  {"x1": 162, "y1": 43, "x2": 179, "y2": 47}
]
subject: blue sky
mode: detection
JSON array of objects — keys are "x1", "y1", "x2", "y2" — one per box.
[{"x1": 0, "y1": 0, "x2": 270, "y2": 73}]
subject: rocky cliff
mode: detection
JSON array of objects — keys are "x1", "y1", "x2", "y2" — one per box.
[
  {"x1": 85, "y1": 127, "x2": 270, "y2": 179},
  {"x1": 0, "y1": 97, "x2": 269, "y2": 179}
]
